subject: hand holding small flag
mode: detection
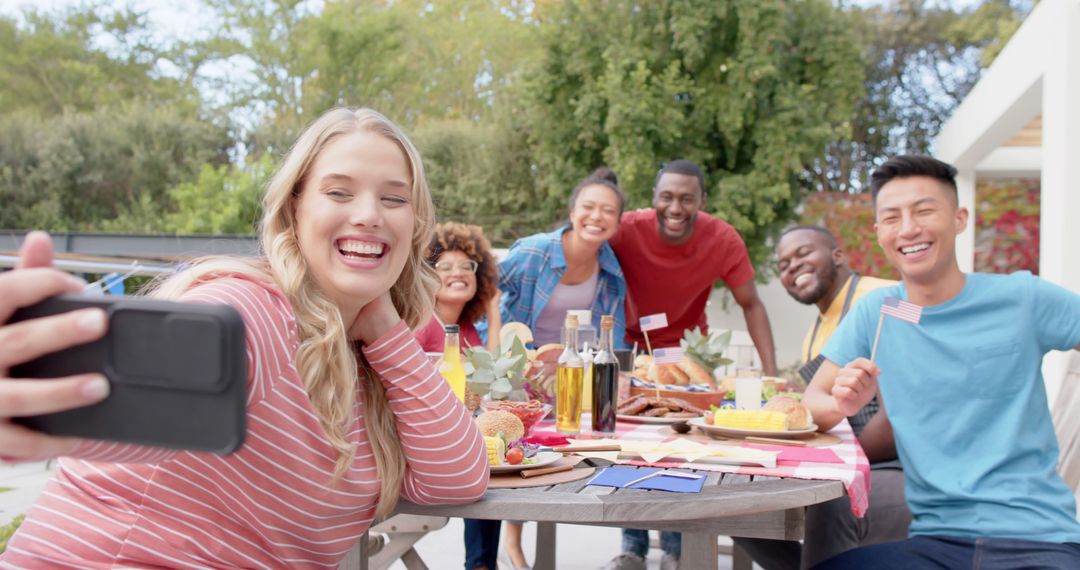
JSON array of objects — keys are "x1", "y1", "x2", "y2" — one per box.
[{"x1": 832, "y1": 358, "x2": 880, "y2": 416}]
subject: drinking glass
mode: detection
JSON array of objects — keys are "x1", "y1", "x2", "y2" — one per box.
[{"x1": 735, "y1": 366, "x2": 763, "y2": 410}]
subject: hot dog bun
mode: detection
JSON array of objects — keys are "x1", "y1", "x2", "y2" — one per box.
[
  {"x1": 648, "y1": 362, "x2": 690, "y2": 385},
  {"x1": 676, "y1": 358, "x2": 717, "y2": 389}
]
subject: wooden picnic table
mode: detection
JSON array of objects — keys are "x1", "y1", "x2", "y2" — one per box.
[
  {"x1": 347, "y1": 416, "x2": 868, "y2": 570},
  {"x1": 361, "y1": 466, "x2": 844, "y2": 570}
]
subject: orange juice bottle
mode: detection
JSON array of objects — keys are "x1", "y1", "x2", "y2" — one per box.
[{"x1": 439, "y1": 324, "x2": 467, "y2": 402}]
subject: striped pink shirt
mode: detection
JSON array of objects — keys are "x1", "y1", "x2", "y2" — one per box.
[{"x1": 2, "y1": 276, "x2": 489, "y2": 568}]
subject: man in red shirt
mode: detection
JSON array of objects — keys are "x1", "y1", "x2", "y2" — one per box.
[
  {"x1": 611, "y1": 159, "x2": 776, "y2": 370},
  {"x1": 605, "y1": 160, "x2": 777, "y2": 570}
]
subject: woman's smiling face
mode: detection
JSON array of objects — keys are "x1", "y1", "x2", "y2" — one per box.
[
  {"x1": 292, "y1": 130, "x2": 415, "y2": 314},
  {"x1": 570, "y1": 184, "x2": 621, "y2": 244},
  {"x1": 434, "y1": 249, "x2": 479, "y2": 308}
]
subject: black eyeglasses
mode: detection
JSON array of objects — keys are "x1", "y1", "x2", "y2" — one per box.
[{"x1": 434, "y1": 260, "x2": 479, "y2": 273}]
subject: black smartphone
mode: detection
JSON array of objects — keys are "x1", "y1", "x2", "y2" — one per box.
[{"x1": 8, "y1": 294, "x2": 247, "y2": 455}]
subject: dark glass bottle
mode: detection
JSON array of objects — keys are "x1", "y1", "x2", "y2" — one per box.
[{"x1": 591, "y1": 315, "x2": 619, "y2": 434}]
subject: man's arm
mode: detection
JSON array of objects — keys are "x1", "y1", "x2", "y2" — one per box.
[
  {"x1": 730, "y1": 279, "x2": 777, "y2": 375},
  {"x1": 858, "y1": 403, "x2": 898, "y2": 463}
]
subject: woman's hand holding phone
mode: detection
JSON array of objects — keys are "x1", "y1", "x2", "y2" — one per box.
[{"x1": 0, "y1": 232, "x2": 110, "y2": 460}]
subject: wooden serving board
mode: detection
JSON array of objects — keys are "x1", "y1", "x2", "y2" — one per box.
[
  {"x1": 488, "y1": 456, "x2": 595, "y2": 489},
  {"x1": 657, "y1": 425, "x2": 841, "y2": 448}
]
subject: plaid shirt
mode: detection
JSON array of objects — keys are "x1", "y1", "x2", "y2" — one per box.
[{"x1": 498, "y1": 226, "x2": 628, "y2": 348}]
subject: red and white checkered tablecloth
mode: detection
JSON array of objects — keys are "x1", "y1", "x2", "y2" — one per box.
[{"x1": 531, "y1": 417, "x2": 871, "y2": 517}]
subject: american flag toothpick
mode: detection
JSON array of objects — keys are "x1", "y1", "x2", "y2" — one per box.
[
  {"x1": 871, "y1": 297, "x2": 922, "y2": 361},
  {"x1": 880, "y1": 297, "x2": 922, "y2": 324},
  {"x1": 638, "y1": 313, "x2": 667, "y2": 360},
  {"x1": 653, "y1": 347, "x2": 684, "y2": 365}
]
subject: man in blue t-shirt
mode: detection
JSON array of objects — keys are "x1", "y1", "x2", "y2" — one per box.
[{"x1": 806, "y1": 155, "x2": 1080, "y2": 568}]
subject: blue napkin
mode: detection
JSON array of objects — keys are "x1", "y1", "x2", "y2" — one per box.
[{"x1": 587, "y1": 466, "x2": 705, "y2": 493}]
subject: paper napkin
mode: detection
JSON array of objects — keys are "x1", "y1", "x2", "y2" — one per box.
[{"x1": 588, "y1": 467, "x2": 705, "y2": 493}]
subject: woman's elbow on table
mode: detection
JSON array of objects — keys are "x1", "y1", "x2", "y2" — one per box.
[{"x1": 401, "y1": 434, "x2": 490, "y2": 505}]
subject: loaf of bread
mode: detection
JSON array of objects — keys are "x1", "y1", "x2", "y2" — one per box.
[
  {"x1": 643, "y1": 357, "x2": 718, "y2": 389},
  {"x1": 761, "y1": 396, "x2": 813, "y2": 430}
]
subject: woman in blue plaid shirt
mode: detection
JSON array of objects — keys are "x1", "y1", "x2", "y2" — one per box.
[
  {"x1": 465, "y1": 168, "x2": 628, "y2": 570},
  {"x1": 498, "y1": 167, "x2": 629, "y2": 350}
]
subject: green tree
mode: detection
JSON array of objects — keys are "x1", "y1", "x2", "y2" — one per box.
[
  {"x1": 0, "y1": 102, "x2": 233, "y2": 231},
  {"x1": 164, "y1": 154, "x2": 274, "y2": 234},
  {"x1": 806, "y1": 0, "x2": 1030, "y2": 193},
  {"x1": 0, "y1": 5, "x2": 199, "y2": 116},
  {"x1": 522, "y1": 0, "x2": 863, "y2": 266},
  {"x1": 203, "y1": 0, "x2": 539, "y2": 150}
]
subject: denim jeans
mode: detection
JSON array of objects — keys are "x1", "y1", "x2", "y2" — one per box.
[
  {"x1": 814, "y1": 535, "x2": 1080, "y2": 569},
  {"x1": 622, "y1": 528, "x2": 681, "y2": 558},
  {"x1": 464, "y1": 518, "x2": 501, "y2": 569}
]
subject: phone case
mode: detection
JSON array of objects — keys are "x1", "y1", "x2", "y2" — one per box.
[{"x1": 10, "y1": 294, "x2": 247, "y2": 454}]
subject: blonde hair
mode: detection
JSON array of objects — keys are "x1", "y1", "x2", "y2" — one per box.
[{"x1": 149, "y1": 108, "x2": 439, "y2": 518}]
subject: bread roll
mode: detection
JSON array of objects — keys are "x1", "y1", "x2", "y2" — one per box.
[
  {"x1": 762, "y1": 396, "x2": 813, "y2": 430},
  {"x1": 648, "y1": 363, "x2": 690, "y2": 385},
  {"x1": 476, "y1": 410, "x2": 525, "y2": 442},
  {"x1": 676, "y1": 357, "x2": 717, "y2": 389}
]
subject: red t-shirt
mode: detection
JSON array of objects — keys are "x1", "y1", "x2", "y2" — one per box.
[
  {"x1": 610, "y1": 209, "x2": 754, "y2": 348},
  {"x1": 414, "y1": 316, "x2": 483, "y2": 353}
]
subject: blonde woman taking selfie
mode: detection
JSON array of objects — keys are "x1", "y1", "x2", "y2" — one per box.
[{"x1": 1, "y1": 108, "x2": 489, "y2": 568}]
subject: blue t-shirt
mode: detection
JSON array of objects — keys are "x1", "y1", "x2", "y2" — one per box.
[{"x1": 823, "y1": 271, "x2": 1080, "y2": 543}]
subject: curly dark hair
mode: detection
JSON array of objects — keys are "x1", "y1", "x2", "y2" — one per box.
[{"x1": 424, "y1": 222, "x2": 499, "y2": 326}]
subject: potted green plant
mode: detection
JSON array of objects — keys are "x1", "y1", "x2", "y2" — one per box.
[
  {"x1": 680, "y1": 327, "x2": 734, "y2": 376},
  {"x1": 463, "y1": 336, "x2": 530, "y2": 401}
]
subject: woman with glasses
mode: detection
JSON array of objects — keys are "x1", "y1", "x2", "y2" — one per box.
[{"x1": 414, "y1": 222, "x2": 501, "y2": 353}]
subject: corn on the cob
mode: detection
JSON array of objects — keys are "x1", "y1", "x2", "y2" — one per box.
[
  {"x1": 484, "y1": 436, "x2": 505, "y2": 465},
  {"x1": 712, "y1": 409, "x2": 788, "y2": 431}
]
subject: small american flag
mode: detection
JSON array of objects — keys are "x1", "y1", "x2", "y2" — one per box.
[
  {"x1": 653, "y1": 346, "x2": 684, "y2": 364},
  {"x1": 639, "y1": 313, "x2": 668, "y2": 332},
  {"x1": 880, "y1": 297, "x2": 922, "y2": 324}
]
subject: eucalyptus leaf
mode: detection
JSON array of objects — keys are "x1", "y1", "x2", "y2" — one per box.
[
  {"x1": 508, "y1": 389, "x2": 528, "y2": 401},
  {"x1": 493, "y1": 354, "x2": 523, "y2": 378},
  {"x1": 490, "y1": 377, "x2": 513, "y2": 399},
  {"x1": 472, "y1": 350, "x2": 494, "y2": 369},
  {"x1": 466, "y1": 380, "x2": 490, "y2": 396},
  {"x1": 472, "y1": 369, "x2": 495, "y2": 385}
]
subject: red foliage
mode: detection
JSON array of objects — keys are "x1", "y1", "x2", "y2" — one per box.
[
  {"x1": 797, "y1": 180, "x2": 1039, "y2": 278},
  {"x1": 799, "y1": 192, "x2": 899, "y2": 280}
]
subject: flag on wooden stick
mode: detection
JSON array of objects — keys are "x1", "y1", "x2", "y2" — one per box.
[
  {"x1": 880, "y1": 297, "x2": 922, "y2": 324},
  {"x1": 871, "y1": 297, "x2": 922, "y2": 361}
]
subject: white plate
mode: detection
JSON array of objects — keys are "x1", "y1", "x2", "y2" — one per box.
[
  {"x1": 489, "y1": 451, "x2": 563, "y2": 474},
  {"x1": 616, "y1": 414, "x2": 696, "y2": 425},
  {"x1": 688, "y1": 417, "x2": 818, "y2": 439}
]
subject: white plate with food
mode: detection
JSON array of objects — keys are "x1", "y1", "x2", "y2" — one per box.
[
  {"x1": 688, "y1": 417, "x2": 818, "y2": 439},
  {"x1": 489, "y1": 451, "x2": 563, "y2": 474},
  {"x1": 616, "y1": 414, "x2": 698, "y2": 425}
]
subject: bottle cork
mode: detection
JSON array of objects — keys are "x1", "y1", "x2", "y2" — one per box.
[
  {"x1": 564, "y1": 314, "x2": 579, "y2": 329},
  {"x1": 600, "y1": 315, "x2": 614, "y2": 330}
]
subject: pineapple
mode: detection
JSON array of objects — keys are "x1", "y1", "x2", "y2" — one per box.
[{"x1": 680, "y1": 327, "x2": 733, "y2": 372}]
